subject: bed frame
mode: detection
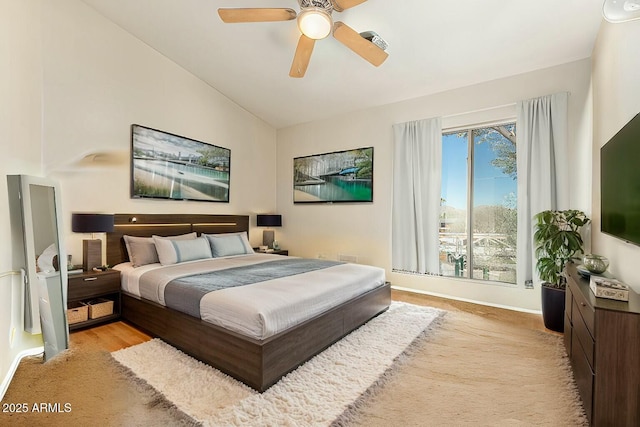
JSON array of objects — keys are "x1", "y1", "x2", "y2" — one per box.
[{"x1": 106, "y1": 213, "x2": 391, "y2": 391}]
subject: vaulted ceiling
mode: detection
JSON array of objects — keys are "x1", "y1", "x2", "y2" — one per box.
[{"x1": 81, "y1": 0, "x2": 604, "y2": 129}]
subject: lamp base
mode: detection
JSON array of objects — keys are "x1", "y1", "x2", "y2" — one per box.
[
  {"x1": 82, "y1": 239, "x2": 102, "y2": 271},
  {"x1": 262, "y1": 230, "x2": 275, "y2": 249}
]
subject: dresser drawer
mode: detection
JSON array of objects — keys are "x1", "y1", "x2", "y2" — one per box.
[
  {"x1": 68, "y1": 271, "x2": 121, "y2": 300},
  {"x1": 563, "y1": 313, "x2": 572, "y2": 356},
  {"x1": 571, "y1": 281, "x2": 595, "y2": 337},
  {"x1": 571, "y1": 333, "x2": 594, "y2": 424},
  {"x1": 572, "y1": 299, "x2": 595, "y2": 369},
  {"x1": 565, "y1": 283, "x2": 573, "y2": 320}
]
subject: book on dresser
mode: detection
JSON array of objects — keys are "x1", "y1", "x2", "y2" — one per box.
[{"x1": 589, "y1": 276, "x2": 630, "y2": 301}]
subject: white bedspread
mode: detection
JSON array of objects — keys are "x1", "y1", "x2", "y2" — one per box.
[{"x1": 114, "y1": 254, "x2": 386, "y2": 340}]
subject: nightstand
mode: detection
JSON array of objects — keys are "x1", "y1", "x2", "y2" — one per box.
[
  {"x1": 254, "y1": 249, "x2": 288, "y2": 256},
  {"x1": 67, "y1": 269, "x2": 121, "y2": 331}
]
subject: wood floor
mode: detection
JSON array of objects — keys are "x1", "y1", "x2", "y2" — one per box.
[{"x1": 70, "y1": 289, "x2": 549, "y2": 353}]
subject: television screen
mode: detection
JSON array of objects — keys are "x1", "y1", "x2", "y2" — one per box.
[
  {"x1": 601, "y1": 113, "x2": 640, "y2": 246},
  {"x1": 293, "y1": 147, "x2": 373, "y2": 203},
  {"x1": 131, "y1": 124, "x2": 230, "y2": 202}
]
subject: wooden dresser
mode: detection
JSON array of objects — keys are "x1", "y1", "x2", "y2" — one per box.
[{"x1": 564, "y1": 263, "x2": 640, "y2": 426}]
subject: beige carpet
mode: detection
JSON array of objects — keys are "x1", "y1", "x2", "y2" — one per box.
[
  {"x1": 1, "y1": 347, "x2": 194, "y2": 426},
  {"x1": 1, "y1": 307, "x2": 586, "y2": 426},
  {"x1": 336, "y1": 311, "x2": 587, "y2": 426}
]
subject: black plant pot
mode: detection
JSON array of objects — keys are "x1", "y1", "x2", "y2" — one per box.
[{"x1": 541, "y1": 285, "x2": 566, "y2": 333}]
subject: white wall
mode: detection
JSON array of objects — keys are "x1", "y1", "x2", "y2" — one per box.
[
  {"x1": 0, "y1": 0, "x2": 46, "y2": 400},
  {"x1": 591, "y1": 20, "x2": 640, "y2": 292},
  {"x1": 1, "y1": 0, "x2": 278, "y2": 398},
  {"x1": 277, "y1": 59, "x2": 593, "y2": 312},
  {"x1": 42, "y1": 0, "x2": 278, "y2": 263}
]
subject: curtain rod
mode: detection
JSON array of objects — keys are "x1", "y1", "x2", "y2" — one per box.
[{"x1": 442, "y1": 102, "x2": 516, "y2": 119}]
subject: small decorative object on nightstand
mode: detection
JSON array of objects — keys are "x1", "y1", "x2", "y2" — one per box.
[{"x1": 67, "y1": 269, "x2": 121, "y2": 330}]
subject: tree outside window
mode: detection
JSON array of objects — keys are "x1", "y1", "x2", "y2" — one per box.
[{"x1": 440, "y1": 123, "x2": 517, "y2": 284}]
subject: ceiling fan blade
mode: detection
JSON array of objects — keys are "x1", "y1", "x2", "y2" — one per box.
[
  {"x1": 333, "y1": 21, "x2": 388, "y2": 67},
  {"x1": 289, "y1": 35, "x2": 316, "y2": 78},
  {"x1": 218, "y1": 8, "x2": 297, "y2": 23},
  {"x1": 330, "y1": 0, "x2": 368, "y2": 12}
]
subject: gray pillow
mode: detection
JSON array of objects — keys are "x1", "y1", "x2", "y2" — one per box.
[
  {"x1": 153, "y1": 235, "x2": 212, "y2": 265},
  {"x1": 205, "y1": 232, "x2": 254, "y2": 257},
  {"x1": 124, "y1": 232, "x2": 196, "y2": 267},
  {"x1": 123, "y1": 235, "x2": 158, "y2": 267}
]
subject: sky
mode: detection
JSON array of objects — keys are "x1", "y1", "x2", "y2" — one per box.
[{"x1": 441, "y1": 132, "x2": 517, "y2": 210}]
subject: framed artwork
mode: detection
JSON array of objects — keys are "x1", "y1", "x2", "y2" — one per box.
[
  {"x1": 131, "y1": 124, "x2": 230, "y2": 202},
  {"x1": 293, "y1": 147, "x2": 373, "y2": 203}
]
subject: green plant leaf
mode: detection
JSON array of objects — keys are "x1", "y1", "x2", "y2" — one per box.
[{"x1": 533, "y1": 209, "x2": 590, "y2": 286}]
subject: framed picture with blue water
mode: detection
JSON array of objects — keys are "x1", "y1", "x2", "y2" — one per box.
[
  {"x1": 130, "y1": 124, "x2": 230, "y2": 202},
  {"x1": 293, "y1": 147, "x2": 373, "y2": 203}
]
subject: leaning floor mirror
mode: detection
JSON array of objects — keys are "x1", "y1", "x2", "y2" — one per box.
[{"x1": 7, "y1": 174, "x2": 69, "y2": 361}]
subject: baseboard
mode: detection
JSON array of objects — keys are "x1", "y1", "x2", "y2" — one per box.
[
  {"x1": 0, "y1": 346, "x2": 44, "y2": 401},
  {"x1": 390, "y1": 285, "x2": 542, "y2": 315}
]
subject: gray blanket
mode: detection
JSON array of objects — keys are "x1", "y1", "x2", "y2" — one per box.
[{"x1": 164, "y1": 258, "x2": 343, "y2": 318}]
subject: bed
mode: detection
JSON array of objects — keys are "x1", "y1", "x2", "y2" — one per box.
[{"x1": 106, "y1": 213, "x2": 390, "y2": 391}]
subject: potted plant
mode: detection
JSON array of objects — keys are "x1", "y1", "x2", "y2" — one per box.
[{"x1": 534, "y1": 209, "x2": 590, "y2": 332}]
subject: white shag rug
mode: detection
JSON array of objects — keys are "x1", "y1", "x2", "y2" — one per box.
[{"x1": 112, "y1": 302, "x2": 444, "y2": 426}]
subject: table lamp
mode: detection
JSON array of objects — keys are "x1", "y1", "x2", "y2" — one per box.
[
  {"x1": 256, "y1": 214, "x2": 282, "y2": 249},
  {"x1": 71, "y1": 213, "x2": 114, "y2": 271}
]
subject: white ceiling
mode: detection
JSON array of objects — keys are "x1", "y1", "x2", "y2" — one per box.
[{"x1": 81, "y1": 0, "x2": 604, "y2": 129}]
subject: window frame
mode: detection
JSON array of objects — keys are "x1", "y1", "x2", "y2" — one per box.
[{"x1": 441, "y1": 118, "x2": 517, "y2": 285}]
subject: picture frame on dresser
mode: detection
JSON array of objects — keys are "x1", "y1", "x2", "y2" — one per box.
[{"x1": 131, "y1": 124, "x2": 231, "y2": 203}]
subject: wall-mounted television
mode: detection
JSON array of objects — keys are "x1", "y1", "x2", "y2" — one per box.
[
  {"x1": 131, "y1": 124, "x2": 230, "y2": 202},
  {"x1": 293, "y1": 147, "x2": 373, "y2": 203},
  {"x1": 601, "y1": 113, "x2": 640, "y2": 246}
]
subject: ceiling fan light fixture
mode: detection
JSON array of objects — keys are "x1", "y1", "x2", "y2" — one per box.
[
  {"x1": 298, "y1": 8, "x2": 333, "y2": 39},
  {"x1": 603, "y1": 0, "x2": 640, "y2": 22}
]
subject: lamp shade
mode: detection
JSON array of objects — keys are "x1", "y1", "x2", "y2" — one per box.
[
  {"x1": 71, "y1": 213, "x2": 114, "y2": 233},
  {"x1": 298, "y1": 8, "x2": 332, "y2": 40},
  {"x1": 257, "y1": 214, "x2": 282, "y2": 227}
]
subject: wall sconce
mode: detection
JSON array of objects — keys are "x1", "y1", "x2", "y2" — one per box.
[
  {"x1": 71, "y1": 213, "x2": 114, "y2": 271},
  {"x1": 256, "y1": 214, "x2": 282, "y2": 249}
]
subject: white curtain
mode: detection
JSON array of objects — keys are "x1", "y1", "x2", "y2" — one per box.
[
  {"x1": 516, "y1": 92, "x2": 569, "y2": 287},
  {"x1": 392, "y1": 117, "x2": 442, "y2": 274}
]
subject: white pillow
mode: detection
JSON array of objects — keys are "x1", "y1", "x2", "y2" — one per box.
[
  {"x1": 205, "y1": 232, "x2": 254, "y2": 257},
  {"x1": 125, "y1": 232, "x2": 196, "y2": 267},
  {"x1": 153, "y1": 235, "x2": 212, "y2": 265}
]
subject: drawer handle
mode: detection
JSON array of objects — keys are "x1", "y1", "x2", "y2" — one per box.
[
  {"x1": 83, "y1": 277, "x2": 98, "y2": 282},
  {"x1": 580, "y1": 302, "x2": 586, "y2": 307}
]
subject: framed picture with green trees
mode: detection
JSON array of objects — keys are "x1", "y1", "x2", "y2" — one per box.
[{"x1": 293, "y1": 147, "x2": 373, "y2": 203}]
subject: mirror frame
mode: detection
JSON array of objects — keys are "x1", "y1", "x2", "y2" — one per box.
[{"x1": 7, "y1": 174, "x2": 69, "y2": 359}]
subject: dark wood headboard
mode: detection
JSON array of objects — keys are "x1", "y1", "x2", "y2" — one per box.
[{"x1": 106, "y1": 213, "x2": 250, "y2": 266}]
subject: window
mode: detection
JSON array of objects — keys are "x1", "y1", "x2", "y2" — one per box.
[{"x1": 439, "y1": 122, "x2": 517, "y2": 284}]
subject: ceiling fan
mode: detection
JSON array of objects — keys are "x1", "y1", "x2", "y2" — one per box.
[{"x1": 218, "y1": 0, "x2": 389, "y2": 78}]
